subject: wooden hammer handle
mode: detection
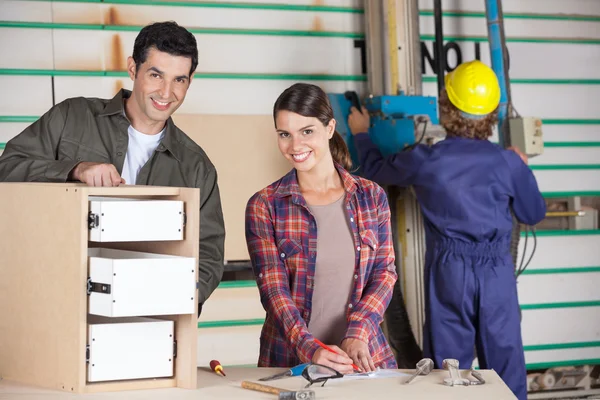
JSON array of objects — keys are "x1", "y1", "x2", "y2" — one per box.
[{"x1": 241, "y1": 381, "x2": 284, "y2": 395}]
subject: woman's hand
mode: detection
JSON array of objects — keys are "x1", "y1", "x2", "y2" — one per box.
[
  {"x1": 341, "y1": 338, "x2": 376, "y2": 372},
  {"x1": 311, "y1": 345, "x2": 356, "y2": 375},
  {"x1": 348, "y1": 106, "x2": 370, "y2": 136}
]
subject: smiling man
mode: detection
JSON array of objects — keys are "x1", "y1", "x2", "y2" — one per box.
[{"x1": 0, "y1": 21, "x2": 225, "y2": 314}]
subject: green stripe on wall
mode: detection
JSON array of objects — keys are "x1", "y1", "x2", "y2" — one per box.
[
  {"x1": 218, "y1": 280, "x2": 256, "y2": 289},
  {"x1": 0, "y1": 21, "x2": 364, "y2": 39},
  {"x1": 542, "y1": 191, "x2": 600, "y2": 198},
  {"x1": 520, "y1": 266, "x2": 600, "y2": 275},
  {"x1": 422, "y1": 77, "x2": 600, "y2": 85},
  {"x1": 0, "y1": 68, "x2": 366, "y2": 81},
  {"x1": 0, "y1": 143, "x2": 5, "y2": 150},
  {"x1": 39, "y1": 0, "x2": 364, "y2": 13},
  {"x1": 419, "y1": 10, "x2": 600, "y2": 22},
  {"x1": 0, "y1": 116, "x2": 39, "y2": 123},
  {"x1": 520, "y1": 301, "x2": 600, "y2": 310},
  {"x1": 198, "y1": 318, "x2": 264, "y2": 329},
  {"x1": 530, "y1": 164, "x2": 600, "y2": 170},
  {"x1": 526, "y1": 359, "x2": 600, "y2": 370},
  {"x1": 542, "y1": 119, "x2": 600, "y2": 125},
  {"x1": 544, "y1": 142, "x2": 600, "y2": 147},
  {"x1": 419, "y1": 34, "x2": 600, "y2": 45},
  {"x1": 525, "y1": 229, "x2": 600, "y2": 237},
  {"x1": 524, "y1": 341, "x2": 600, "y2": 352}
]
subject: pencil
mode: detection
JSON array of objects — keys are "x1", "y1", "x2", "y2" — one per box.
[{"x1": 313, "y1": 338, "x2": 361, "y2": 371}]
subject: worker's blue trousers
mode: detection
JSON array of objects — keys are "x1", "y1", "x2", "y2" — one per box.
[{"x1": 422, "y1": 238, "x2": 527, "y2": 400}]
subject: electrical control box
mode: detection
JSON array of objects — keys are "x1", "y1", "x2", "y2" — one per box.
[{"x1": 509, "y1": 117, "x2": 544, "y2": 157}]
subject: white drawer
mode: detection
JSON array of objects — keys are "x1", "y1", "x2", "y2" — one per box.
[
  {"x1": 88, "y1": 197, "x2": 185, "y2": 242},
  {"x1": 87, "y1": 317, "x2": 175, "y2": 382},
  {"x1": 88, "y1": 248, "x2": 196, "y2": 317}
]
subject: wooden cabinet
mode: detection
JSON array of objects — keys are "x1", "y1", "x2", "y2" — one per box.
[{"x1": 0, "y1": 183, "x2": 200, "y2": 393}]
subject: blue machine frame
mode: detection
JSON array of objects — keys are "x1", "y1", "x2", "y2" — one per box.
[{"x1": 328, "y1": 92, "x2": 438, "y2": 171}]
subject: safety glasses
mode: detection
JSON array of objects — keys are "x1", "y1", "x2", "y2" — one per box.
[{"x1": 301, "y1": 363, "x2": 344, "y2": 388}]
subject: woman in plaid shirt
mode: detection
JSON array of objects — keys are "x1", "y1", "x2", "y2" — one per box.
[{"x1": 245, "y1": 83, "x2": 398, "y2": 374}]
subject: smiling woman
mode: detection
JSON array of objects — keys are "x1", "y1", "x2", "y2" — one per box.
[{"x1": 244, "y1": 82, "x2": 398, "y2": 374}]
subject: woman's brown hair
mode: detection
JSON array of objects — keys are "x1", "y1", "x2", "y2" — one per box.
[
  {"x1": 273, "y1": 83, "x2": 353, "y2": 170},
  {"x1": 439, "y1": 88, "x2": 498, "y2": 140}
]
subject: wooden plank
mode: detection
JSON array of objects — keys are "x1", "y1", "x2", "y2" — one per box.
[
  {"x1": 0, "y1": 184, "x2": 88, "y2": 392},
  {"x1": 173, "y1": 114, "x2": 291, "y2": 261}
]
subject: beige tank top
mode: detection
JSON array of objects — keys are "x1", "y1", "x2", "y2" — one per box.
[{"x1": 307, "y1": 194, "x2": 356, "y2": 346}]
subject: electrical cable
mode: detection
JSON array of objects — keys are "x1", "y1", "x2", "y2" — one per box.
[{"x1": 403, "y1": 119, "x2": 427, "y2": 152}]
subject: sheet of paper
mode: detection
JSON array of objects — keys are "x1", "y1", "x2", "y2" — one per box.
[{"x1": 342, "y1": 368, "x2": 411, "y2": 380}]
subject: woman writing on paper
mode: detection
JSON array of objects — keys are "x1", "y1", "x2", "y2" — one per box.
[{"x1": 245, "y1": 83, "x2": 398, "y2": 374}]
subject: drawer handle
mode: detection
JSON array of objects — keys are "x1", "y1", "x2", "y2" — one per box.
[{"x1": 87, "y1": 277, "x2": 112, "y2": 295}]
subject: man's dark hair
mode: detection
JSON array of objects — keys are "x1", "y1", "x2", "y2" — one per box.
[{"x1": 132, "y1": 21, "x2": 198, "y2": 77}]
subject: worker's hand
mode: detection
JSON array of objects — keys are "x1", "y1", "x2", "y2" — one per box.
[
  {"x1": 70, "y1": 162, "x2": 126, "y2": 186},
  {"x1": 312, "y1": 346, "x2": 355, "y2": 375},
  {"x1": 348, "y1": 106, "x2": 370, "y2": 136},
  {"x1": 508, "y1": 146, "x2": 528, "y2": 165},
  {"x1": 341, "y1": 338, "x2": 376, "y2": 372}
]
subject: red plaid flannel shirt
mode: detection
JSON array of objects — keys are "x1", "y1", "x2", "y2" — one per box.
[{"x1": 245, "y1": 164, "x2": 398, "y2": 368}]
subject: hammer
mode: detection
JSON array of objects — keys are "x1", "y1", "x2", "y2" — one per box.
[{"x1": 241, "y1": 381, "x2": 316, "y2": 400}]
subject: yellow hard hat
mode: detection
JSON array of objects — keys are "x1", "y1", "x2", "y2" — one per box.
[{"x1": 444, "y1": 60, "x2": 501, "y2": 116}]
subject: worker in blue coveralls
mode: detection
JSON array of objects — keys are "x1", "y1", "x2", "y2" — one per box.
[{"x1": 348, "y1": 60, "x2": 546, "y2": 400}]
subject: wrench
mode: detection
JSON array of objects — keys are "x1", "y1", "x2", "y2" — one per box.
[{"x1": 404, "y1": 358, "x2": 434, "y2": 384}]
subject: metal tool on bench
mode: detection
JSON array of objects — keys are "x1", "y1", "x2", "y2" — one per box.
[
  {"x1": 241, "y1": 381, "x2": 316, "y2": 400},
  {"x1": 404, "y1": 358, "x2": 434, "y2": 384},
  {"x1": 442, "y1": 359, "x2": 486, "y2": 386},
  {"x1": 259, "y1": 363, "x2": 309, "y2": 381}
]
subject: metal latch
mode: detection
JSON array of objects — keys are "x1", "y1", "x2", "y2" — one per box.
[
  {"x1": 173, "y1": 340, "x2": 178, "y2": 358},
  {"x1": 182, "y1": 211, "x2": 187, "y2": 227},
  {"x1": 85, "y1": 345, "x2": 90, "y2": 364},
  {"x1": 88, "y1": 212, "x2": 99, "y2": 229},
  {"x1": 87, "y1": 277, "x2": 111, "y2": 295}
]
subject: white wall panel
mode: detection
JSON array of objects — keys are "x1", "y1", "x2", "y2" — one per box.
[
  {"x1": 418, "y1": 0, "x2": 600, "y2": 15},
  {"x1": 517, "y1": 235, "x2": 600, "y2": 270},
  {"x1": 530, "y1": 147, "x2": 600, "y2": 166},
  {"x1": 0, "y1": 1, "x2": 52, "y2": 22},
  {"x1": 521, "y1": 308, "x2": 600, "y2": 346},
  {"x1": 518, "y1": 273, "x2": 600, "y2": 304},
  {"x1": 533, "y1": 170, "x2": 600, "y2": 194},
  {"x1": 0, "y1": 77, "x2": 53, "y2": 116},
  {"x1": 542, "y1": 125, "x2": 600, "y2": 143},
  {"x1": 525, "y1": 347, "x2": 600, "y2": 366},
  {"x1": 52, "y1": 3, "x2": 363, "y2": 33},
  {"x1": 0, "y1": 28, "x2": 54, "y2": 69},
  {"x1": 52, "y1": 30, "x2": 364, "y2": 75},
  {"x1": 420, "y1": 16, "x2": 600, "y2": 39}
]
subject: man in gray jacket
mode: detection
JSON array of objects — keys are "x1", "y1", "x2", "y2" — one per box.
[{"x1": 0, "y1": 21, "x2": 225, "y2": 313}]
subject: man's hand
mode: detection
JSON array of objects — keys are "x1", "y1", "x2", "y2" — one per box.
[
  {"x1": 341, "y1": 338, "x2": 375, "y2": 372},
  {"x1": 311, "y1": 345, "x2": 355, "y2": 375},
  {"x1": 348, "y1": 106, "x2": 370, "y2": 136},
  {"x1": 508, "y1": 146, "x2": 528, "y2": 165},
  {"x1": 70, "y1": 162, "x2": 126, "y2": 186}
]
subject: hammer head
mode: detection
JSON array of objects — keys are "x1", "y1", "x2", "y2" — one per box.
[{"x1": 278, "y1": 389, "x2": 316, "y2": 400}]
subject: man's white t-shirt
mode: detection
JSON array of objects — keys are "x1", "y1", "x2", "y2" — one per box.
[{"x1": 121, "y1": 125, "x2": 165, "y2": 185}]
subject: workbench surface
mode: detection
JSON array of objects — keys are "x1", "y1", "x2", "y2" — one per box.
[{"x1": 0, "y1": 367, "x2": 517, "y2": 399}]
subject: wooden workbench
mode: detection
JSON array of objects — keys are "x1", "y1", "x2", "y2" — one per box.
[{"x1": 0, "y1": 367, "x2": 517, "y2": 399}]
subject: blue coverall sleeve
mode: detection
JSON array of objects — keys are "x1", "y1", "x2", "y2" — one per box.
[
  {"x1": 353, "y1": 133, "x2": 428, "y2": 187},
  {"x1": 502, "y1": 150, "x2": 547, "y2": 226}
]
